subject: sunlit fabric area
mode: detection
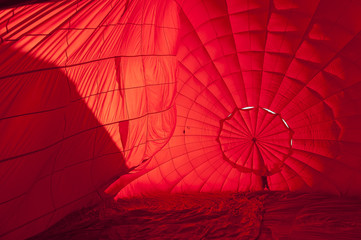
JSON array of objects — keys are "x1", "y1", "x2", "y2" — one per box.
[{"x1": 1, "y1": 0, "x2": 361, "y2": 239}]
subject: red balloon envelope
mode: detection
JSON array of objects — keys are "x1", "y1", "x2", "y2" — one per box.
[
  {"x1": 1, "y1": 0, "x2": 361, "y2": 239},
  {"x1": 111, "y1": 0, "x2": 361, "y2": 198}
]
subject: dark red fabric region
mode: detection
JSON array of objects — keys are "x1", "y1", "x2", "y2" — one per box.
[
  {"x1": 0, "y1": 47, "x2": 129, "y2": 240},
  {"x1": 30, "y1": 192, "x2": 361, "y2": 240}
]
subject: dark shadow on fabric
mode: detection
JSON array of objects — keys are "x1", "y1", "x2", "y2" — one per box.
[{"x1": 0, "y1": 46, "x2": 129, "y2": 239}]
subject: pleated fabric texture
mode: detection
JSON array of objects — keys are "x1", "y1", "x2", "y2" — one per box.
[
  {"x1": 115, "y1": 0, "x2": 361, "y2": 198},
  {"x1": 0, "y1": 0, "x2": 178, "y2": 239}
]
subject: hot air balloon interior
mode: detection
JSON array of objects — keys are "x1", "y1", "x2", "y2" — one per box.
[{"x1": 1, "y1": 0, "x2": 361, "y2": 239}]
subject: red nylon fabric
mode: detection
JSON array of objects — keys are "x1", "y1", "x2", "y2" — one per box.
[
  {"x1": 114, "y1": 0, "x2": 361, "y2": 198},
  {"x1": 0, "y1": 0, "x2": 178, "y2": 239},
  {"x1": 2, "y1": 0, "x2": 361, "y2": 239},
  {"x1": 30, "y1": 192, "x2": 361, "y2": 240}
]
